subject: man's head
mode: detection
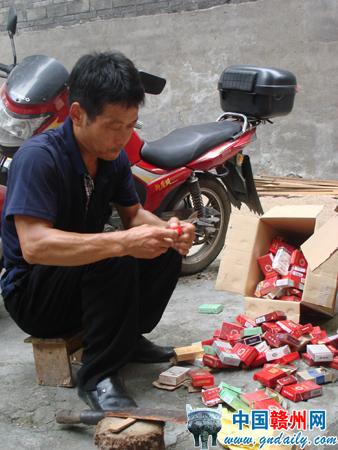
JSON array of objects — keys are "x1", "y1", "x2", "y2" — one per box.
[{"x1": 68, "y1": 52, "x2": 145, "y2": 161}]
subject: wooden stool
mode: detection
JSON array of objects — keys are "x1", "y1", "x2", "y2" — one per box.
[
  {"x1": 95, "y1": 417, "x2": 165, "y2": 450},
  {"x1": 24, "y1": 332, "x2": 83, "y2": 387}
]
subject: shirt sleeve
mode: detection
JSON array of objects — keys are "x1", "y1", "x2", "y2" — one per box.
[
  {"x1": 4, "y1": 144, "x2": 58, "y2": 224},
  {"x1": 111, "y1": 150, "x2": 140, "y2": 206}
]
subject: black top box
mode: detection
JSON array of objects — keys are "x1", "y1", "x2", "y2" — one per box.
[{"x1": 218, "y1": 65, "x2": 297, "y2": 119}]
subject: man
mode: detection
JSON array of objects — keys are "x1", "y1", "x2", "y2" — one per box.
[{"x1": 1, "y1": 52, "x2": 195, "y2": 410}]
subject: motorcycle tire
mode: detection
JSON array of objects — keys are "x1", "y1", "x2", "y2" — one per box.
[{"x1": 166, "y1": 173, "x2": 231, "y2": 276}]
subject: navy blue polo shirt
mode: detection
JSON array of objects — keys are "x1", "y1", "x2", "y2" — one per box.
[{"x1": 0, "y1": 117, "x2": 139, "y2": 299}]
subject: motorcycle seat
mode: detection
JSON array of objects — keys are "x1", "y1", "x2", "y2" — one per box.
[{"x1": 141, "y1": 121, "x2": 242, "y2": 170}]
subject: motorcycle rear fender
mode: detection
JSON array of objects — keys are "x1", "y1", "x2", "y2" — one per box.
[{"x1": 218, "y1": 155, "x2": 263, "y2": 215}]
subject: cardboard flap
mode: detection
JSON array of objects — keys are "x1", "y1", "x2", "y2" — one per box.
[
  {"x1": 244, "y1": 297, "x2": 300, "y2": 323},
  {"x1": 262, "y1": 204, "x2": 323, "y2": 219},
  {"x1": 301, "y1": 216, "x2": 338, "y2": 271},
  {"x1": 215, "y1": 214, "x2": 258, "y2": 294}
]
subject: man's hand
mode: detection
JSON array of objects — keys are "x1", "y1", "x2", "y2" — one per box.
[
  {"x1": 167, "y1": 217, "x2": 195, "y2": 256},
  {"x1": 122, "y1": 224, "x2": 178, "y2": 259}
]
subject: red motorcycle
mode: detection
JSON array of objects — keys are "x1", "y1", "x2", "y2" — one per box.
[{"x1": 0, "y1": 7, "x2": 297, "y2": 274}]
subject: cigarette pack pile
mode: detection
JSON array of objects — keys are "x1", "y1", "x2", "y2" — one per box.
[{"x1": 255, "y1": 237, "x2": 308, "y2": 301}]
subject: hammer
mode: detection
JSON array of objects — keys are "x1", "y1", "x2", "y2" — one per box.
[{"x1": 56, "y1": 408, "x2": 186, "y2": 426}]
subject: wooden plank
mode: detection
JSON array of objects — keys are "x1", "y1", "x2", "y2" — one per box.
[
  {"x1": 106, "y1": 417, "x2": 137, "y2": 433},
  {"x1": 254, "y1": 175, "x2": 338, "y2": 197},
  {"x1": 32, "y1": 342, "x2": 73, "y2": 387}
]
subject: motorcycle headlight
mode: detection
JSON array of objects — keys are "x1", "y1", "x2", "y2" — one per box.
[{"x1": 0, "y1": 97, "x2": 50, "y2": 147}]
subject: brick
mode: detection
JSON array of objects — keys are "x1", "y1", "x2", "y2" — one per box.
[
  {"x1": 77, "y1": 10, "x2": 97, "y2": 21},
  {"x1": 67, "y1": 0, "x2": 90, "y2": 14},
  {"x1": 113, "y1": 0, "x2": 138, "y2": 5},
  {"x1": 21, "y1": 17, "x2": 55, "y2": 29},
  {"x1": 32, "y1": 0, "x2": 50, "y2": 6},
  {"x1": 47, "y1": 3, "x2": 67, "y2": 17},
  {"x1": 90, "y1": 0, "x2": 112, "y2": 9},
  {"x1": 27, "y1": 6, "x2": 47, "y2": 20}
]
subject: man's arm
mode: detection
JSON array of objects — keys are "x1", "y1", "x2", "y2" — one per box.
[{"x1": 14, "y1": 214, "x2": 179, "y2": 266}]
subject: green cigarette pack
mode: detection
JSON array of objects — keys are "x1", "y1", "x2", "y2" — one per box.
[
  {"x1": 243, "y1": 326, "x2": 262, "y2": 337},
  {"x1": 198, "y1": 304, "x2": 224, "y2": 314}
]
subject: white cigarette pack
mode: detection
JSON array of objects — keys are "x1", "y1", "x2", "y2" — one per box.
[
  {"x1": 158, "y1": 366, "x2": 191, "y2": 386},
  {"x1": 307, "y1": 345, "x2": 334, "y2": 362}
]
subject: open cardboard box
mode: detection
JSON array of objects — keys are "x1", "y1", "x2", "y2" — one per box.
[{"x1": 216, "y1": 205, "x2": 338, "y2": 322}]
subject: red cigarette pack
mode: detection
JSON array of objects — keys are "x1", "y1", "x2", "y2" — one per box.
[
  {"x1": 276, "y1": 333, "x2": 301, "y2": 347},
  {"x1": 220, "y1": 322, "x2": 244, "y2": 340},
  {"x1": 290, "y1": 249, "x2": 308, "y2": 269},
  {"x1": 300, "y1": 323, "x2": 313, "y2": 335},
  {"x1": 319, "y1": 334, "x2": 338, "y2": 347},
  {"x1": 310, "y1": 327, "x2": 327, "y2": 344},
  {"x1": 232, "y1": 343, "x2": 258, "y2": 367},
  {"x1": 276, "y1": 374, "x2": 298, "y2": 389},
  {"x1": 286, "y1": 287, "x2": 303, "y2": 298},
  {"x1": 201, "y1": 338, "x2": 214, "y2": 346},
  {"x1": 254, "y1": 398, "x2": 288, "y2": 413},
  {"x1": 188, "y1": 369, "x2": 214, "y2": 388},
  {"x1": 201, "y1": 387, "x2": 221, "y2": 406},
  {"x1": 280, "y1": 380, "x2": 322, "y2": 402},
  {"x1": 276, "y1": 320, "x2": 301, "y2": 334},
  {"x1": 262, "y1": 322, "x2": 283, "y2": 334},
  {"x1": 248, "y1": 352, "x2": 267, "y2": 368},
  {"x1": 255, "y1": 311, "x2": 286, "y2": 325},
  {"x1": 257, "y1": 253, "x2": 276, "y2": 277},
  {"x1": 203, "y1": 354, "x2": 231, "y2": 369},
  {"x1": 276, "y1": 351, "x2": 300, "y2": 365},
  {"x1": 253, "y1": 367, "x2": 286, "y2": 388},
  {"x1": 241, "y1": 390, "x2": 270, "y2": 407},
  {"x1": 327, "y1": 345, "x2": 338, "y2": 356},
  {"x1": 328, "y1": 355, "x2": 338, "y2": 370},
  {"x1": 269, "y1": 236, "x2": 285, "y2": 254},
  {"x1": 301, "y1": 353, "x2": 325, "y2": 367},
  {"x1": 213, "y1": 329, "x2": 222, "y2": 339},
  {"x1": 263, "y1": 331, "x2": 282, "y2": 348},
  {"x1": 236, "y1": 314, "x2": 256, "y2": 328},
  {"x1": 255, "y1": 276, "x2": 279, "y2": 297}
]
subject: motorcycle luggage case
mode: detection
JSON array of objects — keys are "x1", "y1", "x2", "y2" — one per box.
[{"x1": 218, "y1": 65, "x2": 297, "y2": 119}]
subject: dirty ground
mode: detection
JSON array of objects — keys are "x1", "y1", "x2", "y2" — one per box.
[{"x1": 0, "y1": 195, "x2": 337, "y2": 450}]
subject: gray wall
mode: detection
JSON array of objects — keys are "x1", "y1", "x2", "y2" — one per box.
[
  {"x1": 0, "y1": 0, "x2": 253, "y2": 31},
  {"x1": 0, "y1": 0, "x2": 337, "y2": 179}
]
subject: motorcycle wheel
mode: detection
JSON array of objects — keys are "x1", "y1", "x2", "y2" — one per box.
[{"x1": 167, "y1": 174, "x2": 231, "y2": 275}]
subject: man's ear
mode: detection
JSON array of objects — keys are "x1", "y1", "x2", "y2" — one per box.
[{"x1": 69, "y1": 102, "x2": 86, "y2": 127}]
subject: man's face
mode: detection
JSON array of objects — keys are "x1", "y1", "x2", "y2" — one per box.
[{"x1": 74, "y1": 102, "x2": 139, "y2": 161}]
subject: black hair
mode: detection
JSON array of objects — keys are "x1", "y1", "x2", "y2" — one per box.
[{"x1": 68, "y1": 51, "x2": 145, "y2": 120}]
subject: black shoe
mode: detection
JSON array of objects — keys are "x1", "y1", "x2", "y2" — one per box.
[
  {"x1": 78, "y1": 374, "x2": 137, "y2": 411},
  {"x1": 131, "y1": 336, "x2": 175, "y2": 363}
]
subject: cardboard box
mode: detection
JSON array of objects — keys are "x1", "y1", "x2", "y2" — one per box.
[{"x1": 216, "y1": 205, "x2": 338, "y2": 321}]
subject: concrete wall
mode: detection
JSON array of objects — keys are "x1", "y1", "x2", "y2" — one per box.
[
  {"x1": 0, "y1": 0, "x2": 337, "y2": 179},
  {"x1": 0, "y1": 0, "x2": 254, "y2": 31}
]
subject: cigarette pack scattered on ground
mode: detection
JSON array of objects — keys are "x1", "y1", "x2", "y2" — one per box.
[
  {"x1": 158, "y1": 366, "x2": 191, "y2": 386},
  {"x1": 198, "y1": 303, "x2": 224, "y2": 314}
]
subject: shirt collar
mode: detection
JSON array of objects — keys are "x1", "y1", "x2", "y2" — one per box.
[
  {"x1": 62, "y1": 117, "x2": 88, "y2": 176},
  {"x1": 61, "y1": 116, "x2": 119, "y2": 179}
]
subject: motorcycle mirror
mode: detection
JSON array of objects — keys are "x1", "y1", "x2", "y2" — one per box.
[
  {"x1": 7, "y1": 6, "x2": 17, "y2": 36},
  {"x1": 139, "y1": 70, "x2": 166, "y2": 95}
]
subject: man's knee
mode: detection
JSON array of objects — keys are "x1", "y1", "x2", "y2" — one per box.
[{"x1": 87, "y1": 256, "x2": 138, "y2": 275}]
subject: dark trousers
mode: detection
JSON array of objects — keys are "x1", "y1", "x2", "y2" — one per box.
[{"x1": 4, "y1": 249, "x2": 182, "y2": 390}]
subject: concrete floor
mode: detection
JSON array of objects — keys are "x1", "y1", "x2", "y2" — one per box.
[{"x1": 0, "y1": 195, "x2": 337, "y2": 449}]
